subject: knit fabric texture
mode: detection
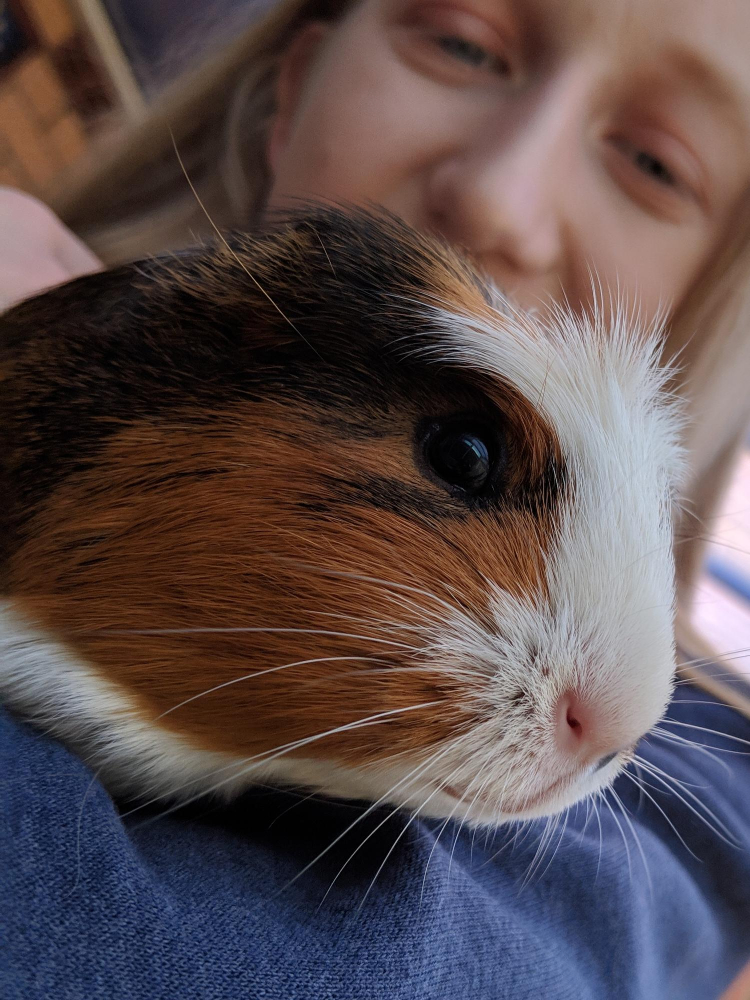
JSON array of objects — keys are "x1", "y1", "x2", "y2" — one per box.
[{"x1": 4, "y1": 681, "x2": 750, "y2": 1000}]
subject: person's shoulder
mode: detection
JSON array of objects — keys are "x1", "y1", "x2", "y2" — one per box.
[{"x1": 3, "y1": 683, "x2": 750, "y2": 1000}]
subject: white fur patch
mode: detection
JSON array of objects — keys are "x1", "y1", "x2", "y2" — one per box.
[
  {"x1": 0, "y1": 601, "x2": 437, "y2": 810},
  {"x1": 404, "y1": 299, "x2": 686, "y2": 818}
]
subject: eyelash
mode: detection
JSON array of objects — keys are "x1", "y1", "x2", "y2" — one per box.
[
  {"x1": 610, "y1": 136, "x2": 680, "y2": 190},
  {"x1": 433, "y1": 33, "x2": 509, "y2": 75}
]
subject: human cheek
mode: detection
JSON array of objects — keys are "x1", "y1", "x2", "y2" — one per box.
[
  {"x1": 556, "y1": 159, "x2": 714, "y2": 325},
  {"x1": 268, "y1": 13, "x2": 485, "y2": 210},
  {"x1": 580, "y1": 223, "x2": 709, "y2": 328}
]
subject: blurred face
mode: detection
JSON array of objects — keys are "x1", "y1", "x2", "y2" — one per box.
[{"x1": 267, "y1": 0, "x2": 750, "y2": 321}]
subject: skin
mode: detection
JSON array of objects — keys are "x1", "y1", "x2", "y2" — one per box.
[
  {"x1": 267, "y1": 0, "x2": 750, "y2": 323},
  {"x1": 0, "y1": 188, "x2": 101, "y2": 312}
]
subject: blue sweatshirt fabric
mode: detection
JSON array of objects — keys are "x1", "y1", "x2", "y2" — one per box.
[{"x1": 4, "y1": 680, "x2": 750, "y2": 1000}]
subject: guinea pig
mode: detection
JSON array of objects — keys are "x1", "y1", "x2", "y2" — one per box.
[{"x1": 0, "y1": 206, "x2": 684, "y2": 825}]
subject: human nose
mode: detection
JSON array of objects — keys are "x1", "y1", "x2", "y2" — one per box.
[{"x1": 425, "y1": 82, "x2": 582, "y2": 287}]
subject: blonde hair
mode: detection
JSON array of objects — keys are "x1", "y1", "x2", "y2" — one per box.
[
  {"x1": 55, "y1": 0, "x2": 349, "y2": 262},
  {"x1": 54, "y1": 0, "x2": 750, "y2": 711}
]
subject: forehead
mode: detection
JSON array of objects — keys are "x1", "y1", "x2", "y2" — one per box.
[{"x1": 542, "y1": 0, "x2": 750, "y2": 112}]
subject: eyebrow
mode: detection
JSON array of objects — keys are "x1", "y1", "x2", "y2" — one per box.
[{"x1": 665, "y1": 43, "x2": 750, "y2": 139}]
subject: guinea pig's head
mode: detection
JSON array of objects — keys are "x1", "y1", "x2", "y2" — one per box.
[{"x1": 0, "y1": 207, "x2": 684, "y2": 824}]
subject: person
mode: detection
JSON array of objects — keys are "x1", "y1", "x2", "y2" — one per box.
[{"x1": 2, "y1": 0, "x2": 750, "y2": 995}]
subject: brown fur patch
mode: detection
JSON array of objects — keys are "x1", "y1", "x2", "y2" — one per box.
[
  {"x1": 1, "y1": 206, "x2": 565, "y2": 774},
  {"x1": 8, "y1": 393, "x2": 558, "y2": 767}
]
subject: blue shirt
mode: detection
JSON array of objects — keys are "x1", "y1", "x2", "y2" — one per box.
[{"x1": 4, "y1": 679, "x2": 750, "y2": 1000}]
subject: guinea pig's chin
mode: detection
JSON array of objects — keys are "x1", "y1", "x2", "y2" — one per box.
[
  {"x1": 428, "y1": 759, "x2": 623, "y2": 825},
  {"x1": 264, "y1": 753, "x2": 623, "y2": 827}
]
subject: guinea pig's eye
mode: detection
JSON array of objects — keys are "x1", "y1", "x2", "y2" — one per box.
[{"x1": 423, "y1": 418, "x2": 504, "y2": 496}]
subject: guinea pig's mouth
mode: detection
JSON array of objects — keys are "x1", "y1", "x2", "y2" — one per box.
[
  {"x1": 442, "y1": 782, "x2": 496, "y2": 809},
  {"x1": 439, "y1": 755, "x2": 624, "y2": 821},
  {"x1": 441, "y1": 776, "x2": 573, "y2": 816}
]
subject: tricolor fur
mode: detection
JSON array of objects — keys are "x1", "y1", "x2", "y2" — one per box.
[{"x1": 0, "y1": 207, "x2": 684, "y2": 823}]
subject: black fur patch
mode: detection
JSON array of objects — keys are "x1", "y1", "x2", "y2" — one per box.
[{"x1": 0, "y1": 206, "x2": 566, "y2": 563}]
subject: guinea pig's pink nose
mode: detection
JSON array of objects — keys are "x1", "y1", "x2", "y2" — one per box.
[
  {"x1": 555, "y1": 692, "x2": 587, "y2": 754},
  {"x1": 554, "y1": 693, "x2": 623, "y2": 772}
]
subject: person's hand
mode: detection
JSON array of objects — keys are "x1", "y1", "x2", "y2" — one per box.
[{"x1": 0, "y1": 187, "x2": 101, "y2": 313}]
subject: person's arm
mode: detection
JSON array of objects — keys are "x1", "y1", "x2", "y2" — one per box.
[{"x1": 0, "y1": 188, "x2": 101, "y2": 312}]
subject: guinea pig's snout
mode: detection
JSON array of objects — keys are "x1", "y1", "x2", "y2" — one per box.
[{"x1": 554, "y1": 692, "x2": 624, "y2": 773}]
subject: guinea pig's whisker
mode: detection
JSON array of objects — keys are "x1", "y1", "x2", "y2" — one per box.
[
  {"x1": 673, "y1": 677, "x2": 748, "y2": 688},
  {"x1": 630, "y1": 763, "x2": 647, "y2": 811},
  {"x1": 307, "y1": 581, "x2": 449, "y2": 632},
  {"x1": 123, "y1": 700, "x2": 441, "y2": 825},
  {"x1": 292, "y1": 564, "x2": 483, "y2": 645},
  {"x1": 678, "y1": 644, "x2": 750, "y2": 667},
  {"x1": 377, "y1": 596, "x2": 449, "y2": 631},
  {"x1": 632, "y1": 753, "x2": 710, "y2": 794},
  {"x1": 467, "y1": 767, "x2": 499, "y2": 861},
  {"x1": 650, "y1": 728, "x2": 734, "y2": 774},
  {"x1": 631, "y1": 756, "x2": 740, "y2": 847},
  {"x1": 265, "y1": 787, "x2": 350, "y2": 831},
  {"x1": 657, "y1": 719, "x2": 750, "y2": 748},
  {"x1": 651, "y1": 726, "x2": 745, "y2": 762},
  {"x1": 362, "y1": 748, "x2": 493, "y2": 913},
  {"x1": 526, "y1": 811, "x2": 565, "y2": 882},
  {"x1": 472, "y1": 755, "x2": 525, "y2": 865},
  {"x1": 575, "y1": 794, "x2": 596, "y2": 842},
  {"x1": 628, "y1": 761, "x2": 697, "y2": 798},
  {"x1": 508, "y1": 812, "x2": 541, "y2": 858},
  {"x1": 531, "y1": 807, "x2": 573, "y2": 888},
  {"x1": 520, "y1": 816, "x2": 558, "y2": 889},
  {"x1": 418, "y1": 766, "x2": 488, "y2": 903},
  {"x1": 673, "y1": 677, "x2": 750, "y2": 695},
  {"x1": 469, "y1": 766, "x2": 512, "y2": 858},
  {"x1": 593, "y1": 793, "x2": 606, "y2": 880},
  {"x1": 675, "y1": 662, "x2": 750, "y2": 680},
  {"x1": 620, "y1": 770, "x2": 702, "y2": 861},
  {"x1": 446, "y1": 761, "x2": 499, "y2": 879},
  {"x1": 354, "y1": 755, "x2": 484, "y2": 915},
  {"x1": 317, "y1": 746, "x2": 472, "y2": 911},
  {"x1": 293, "y1": 664, "x2": 478, "y2": 689},
  {"x1": 131, "y1": 706, "x2": 442, "y2": 830},
  {"x1": 603, "y1": 796, "x2": 635, "y2": 884},
  {"x1": 275, "y1": 561, "x2": 468, "y2": 623},
  {"x1": 306, "y1": 610, "x2": 435, "y2": 635},
  {"x1": 680, "y1": 534, "x2": 750, "y2": 558},
  {"x1": 153, "y1": 655, "x2": 393, "y2": 722},
  {"x1": 277, "y1": 736, "x2": 468, "y2": 901},
  {"x1": 98, "y1": 624, "x2": 416, "y2": 647},
  {"x1": 481, "y1": 819, "x2": 526, "y2": 873}
]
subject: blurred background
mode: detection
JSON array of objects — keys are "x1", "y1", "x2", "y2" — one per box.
[
  {"x1": 0, "y1": 0, "x2": 270, "y2": 193},
  {"x1": 1, "y1": 0, "x2": 748, "y2": 673}
]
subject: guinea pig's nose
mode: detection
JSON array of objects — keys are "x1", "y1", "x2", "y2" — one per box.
[
  {"x1": 555, "y1": 692, "x2": 588, "y2": 754},
  {"x1": 554, "y1": 694, "x2": 623, "y2": 771}
]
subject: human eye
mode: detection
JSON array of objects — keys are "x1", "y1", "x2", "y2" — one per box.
[
  {"x1": 611, "y1": 137, "x2": 679, "y2": 189},
  {"x1": 396, "y1": 3, "x2": 513, "y2": 82},
  {"x1": 434, "y1": 33, "x2": 504, "y2": 72},
  {"x1": 604, "y1": 127, "x2": 706, "y2": 219}
]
